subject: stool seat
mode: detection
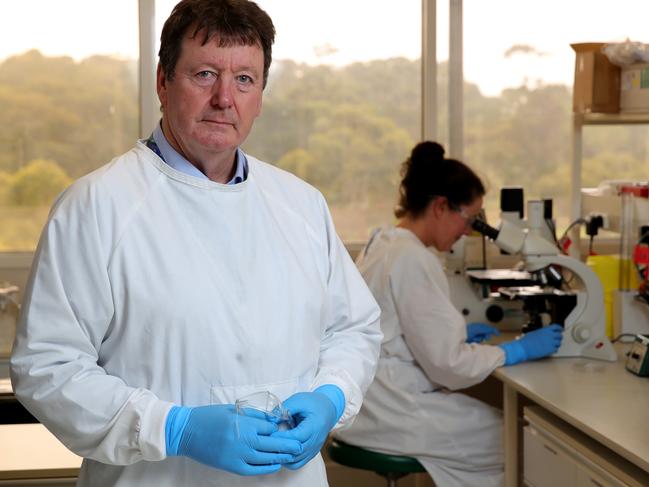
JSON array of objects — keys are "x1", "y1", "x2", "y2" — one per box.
[{"x1": 327, "y1": 438, "x2": 425, "y2": 476}]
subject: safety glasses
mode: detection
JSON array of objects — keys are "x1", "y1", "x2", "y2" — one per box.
[{"x1": 448, "y1": 202, "x2": 479, "y2": 228}]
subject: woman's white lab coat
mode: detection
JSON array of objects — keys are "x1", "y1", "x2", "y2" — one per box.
[
  {"x1": 10, "y1": 143, "x2": 382, "y2": 486},
  {"x1": 336, "y1": 226, "x2": 505, "y2": 487}
]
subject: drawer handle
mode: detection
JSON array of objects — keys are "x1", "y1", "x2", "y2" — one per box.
[{"x1": 543, "y1": 444, "x2": 558, "y2": 455}]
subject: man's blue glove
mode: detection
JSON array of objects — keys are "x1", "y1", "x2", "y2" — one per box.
[
  {"x1": 466, "y1": 322, "x2": 500, "y2": 343},
  {"x1": 165, "y1": 404, "x2": 303, "y2": 476},
  {"x1": 499, "y1": 324, "x2": 563, "y2": 366},
  {"x1": 271, "y1": 385, "x2": 345, "y2": 470}
]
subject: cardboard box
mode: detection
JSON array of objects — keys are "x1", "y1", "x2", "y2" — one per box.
[
  {"x1": 620, "y1": 62, "x2": 649, "y2": 113},
  {"x1": 571, "y1": 43, "x2": 620, "y2": 113}
]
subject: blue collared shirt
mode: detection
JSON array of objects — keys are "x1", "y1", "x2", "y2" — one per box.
[{"x1": 150, "y1": 122, "x2": 247, "y2": 184}]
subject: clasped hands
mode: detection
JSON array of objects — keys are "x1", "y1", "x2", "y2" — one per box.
[{"x1": 166, "y1": 385, "x2": 342, "y2": 475}]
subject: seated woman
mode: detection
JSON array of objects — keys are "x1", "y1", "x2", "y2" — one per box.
[{"x1": 335, "y1": 141, "x2": 563, "y2": 487}]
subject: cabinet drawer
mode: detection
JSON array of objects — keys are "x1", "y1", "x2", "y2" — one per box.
[
  {"x1": 524, "y1": 406, "x2": 649, "y2": 487},
  {"x1": 577, "y1": 466, "x2": 627, "y2": 487},
  {"x1": 0, "y1": 480, "x2": 76, "y2": 486},
  {"x1": 524, "y1": 425, "x2": 577, "y2": 487}
]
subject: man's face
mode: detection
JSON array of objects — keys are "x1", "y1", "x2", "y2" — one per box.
[{"x1": 157, "y1": 31, "x2": 264, "y2": 165}]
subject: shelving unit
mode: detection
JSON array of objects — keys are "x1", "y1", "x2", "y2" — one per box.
[
  {"x1": 570, "y1": 112, "x2": 649, "y2": 258},
  {"x1": 581, "y1": 186, "x2": 649, "y2": 234}
]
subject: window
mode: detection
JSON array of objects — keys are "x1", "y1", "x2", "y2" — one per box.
[
  {"x1": 0, "y1": 1, "x2": 139, "y2": 250},
  {"x1": 5, "y1": 1, "x2": 648, "y2": 249},
  {"x1": 459, "y1": 0, "x2": 649, "y2": 228}
]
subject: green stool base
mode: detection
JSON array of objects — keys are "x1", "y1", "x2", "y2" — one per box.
[{"x1": 328, "y1": 438, "x2": 425, "y2": 484}]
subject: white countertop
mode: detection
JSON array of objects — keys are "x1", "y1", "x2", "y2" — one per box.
[
  {"x1": 0, "y1": 423, "x2": 81, "y2": 480},
  {"x1": 493, "y1": 342, "x2": 649, "y2": 473}
]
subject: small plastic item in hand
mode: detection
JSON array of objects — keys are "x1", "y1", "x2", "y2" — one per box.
[{"x1": 235, "y1": 391, "x2": 295, "y2": 437}]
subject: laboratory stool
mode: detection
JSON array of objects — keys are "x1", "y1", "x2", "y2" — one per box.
[{"x1": 327, "y1": 438, "x2": 427, "y2": 487}]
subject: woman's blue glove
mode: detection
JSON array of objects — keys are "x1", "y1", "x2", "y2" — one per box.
[
  {"x1": 271, "y1": 385, "x2": 345, "y2": 470},
  {"x1": 466, "y1": 322, "x2": 500, "y2": 343},
  {"x1": 499, "y1": 324, "x2": 563, "y2": 366},
  {"x1": 165, "y1": 404, "x2": 303, "y2": 476}
]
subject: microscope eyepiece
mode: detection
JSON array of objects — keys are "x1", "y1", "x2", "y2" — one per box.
[{"x1": 471, "y1": 218, "x2": 500, "y2": 241}]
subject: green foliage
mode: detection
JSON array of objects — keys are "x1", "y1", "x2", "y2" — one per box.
[
  {"x1": 0, "y1": 171, "x2": 10, "y2": 204},
  {"x1": 0, "y1": 206, "x2": 50, "y2": 251},
  {"x1": 1, "y1": 50, "x2": 648, "y2": 246},
  {"x1": 8, "y1": 159, "x2": 72, "y2": 206},
  {"x1": 0, "y1": 50, "x2": 138, "y2": 178},
  {"x1": 277, "y1": 148, "x2": 316, "y2": 181}
]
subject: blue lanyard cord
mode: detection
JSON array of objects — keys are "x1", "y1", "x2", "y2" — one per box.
[{"x1": 145, "y1": 134, "x2": 165, "y2": 162}]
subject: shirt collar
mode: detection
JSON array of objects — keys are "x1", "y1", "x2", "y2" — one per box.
[{"x1": 152, "y1": 122, "x2": 247, "y2": 184}]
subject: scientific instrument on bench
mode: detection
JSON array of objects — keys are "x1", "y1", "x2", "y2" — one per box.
[
  {"x1": 446, "y1": 191, "x2": 558, "y2": 331},
  {"x1": 471, "y1": 217, "x2": 617, "y2": 362},
  {"x1": 625, "y1": 334, "x2": 649, "y2": 377},
  {"x1": 445, "y1": 237, "x2": 528, "y2": 331}
]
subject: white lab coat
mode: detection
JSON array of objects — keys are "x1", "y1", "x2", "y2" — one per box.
[
  {"x1": 10, "y1": 142, "x2": 382, "y2": 487},
  {"x1": 336, "y1": 226, "x2": 505, "y2": 487}
]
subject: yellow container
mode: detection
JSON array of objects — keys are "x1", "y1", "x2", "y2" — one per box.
[{"x1": 586, "y1": 255, "x2": 639, "y2": 338}]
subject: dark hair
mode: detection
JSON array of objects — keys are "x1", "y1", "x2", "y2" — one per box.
[
  {"x1": 395, "y1": 141, "x2": 485, "y2": 218},
  {"x1": 159, "y1": 0, "x2": 275, "y2": 88}
]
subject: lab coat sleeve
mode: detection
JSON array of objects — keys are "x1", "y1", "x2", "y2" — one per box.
[
  {"x1": 10, "y1": 180, "x2": 171, "y2": 465},
  {"x1": 309, "y1": 197, "x2": 382, "y2": 430},
  {"x1": 390, "y1": 248, "x2": 504, "y2": 390}
]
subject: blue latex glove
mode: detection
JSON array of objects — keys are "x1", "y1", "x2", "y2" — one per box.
[
  {"x1": 499, "y1": 324, "x2": 564, "y2": 366},
  {"x1": 466, "y1": 322, "x2": 500, "y2": 343},
  {"x1": 271, "y1": 385, "x2": 345, "y2": 470},
  {"x1": 166, "y1": 404, "x2": 303, "y2": 476}
]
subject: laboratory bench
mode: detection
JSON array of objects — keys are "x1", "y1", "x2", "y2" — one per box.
[
  {"x1": 1, "y1": 359, "x2": 80, "y2": 486},
  {"x1": 492, "y1": 341, "x2": 649, "y2": 487},
  {"x1": 0, "y1": 360, "x2": 36, "y2": 424},
  {"x1": 0, "y1": 423, "x2": 81, "y2": 486}
]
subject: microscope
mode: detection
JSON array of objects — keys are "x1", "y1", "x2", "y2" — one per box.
[
  {"x1": 471, "y1": 217, "x2": 617, "y2": 362},
  {"x1": 446, "y1": 188, "x2": 559, "y2": 332}
]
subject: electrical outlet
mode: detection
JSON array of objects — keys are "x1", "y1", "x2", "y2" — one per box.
[
  {"x1": 598, "y1": 213, "x2": 609, "y2": 230},
  {"x1": 588, "y1": 212, "x2": 609, "y2": 230},
  {"x1": 601, "y1": 213, "x2": 611, "y2": 230}
]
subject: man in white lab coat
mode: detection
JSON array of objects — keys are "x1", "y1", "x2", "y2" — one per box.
[{"x1": 10, "y1": 1, "x2": 382, "y2": 485}]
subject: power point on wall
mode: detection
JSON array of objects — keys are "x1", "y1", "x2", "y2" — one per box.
[{"x1": 586, "y1": 213, "x2": 608, "y2": 235}]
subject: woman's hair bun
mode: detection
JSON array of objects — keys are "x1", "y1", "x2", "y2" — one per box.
[
  {"x1": 410, "y1": 141, "x2": 445, "y2": 163},
  {"x1": 396, "y1": 140, "x2": 484, "y2": 219}
]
